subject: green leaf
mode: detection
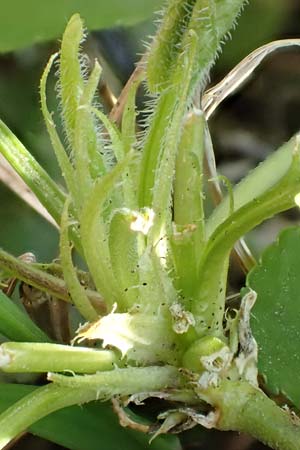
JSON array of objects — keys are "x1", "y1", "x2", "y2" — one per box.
[
  {"x1": 0, "y1": 0, "x2": 164, "y2": 53},
  {"x1": 0, "y1": 384, "x2": 181, "y2": 450},
  {"x1": 247, "y1": 227, "x2": 300, "y2": 408},
  {"x1": 0, "y1": 291, "x2": 49, "y2": 342},
  {"x1": 0, "y1": 118, "x2": 82, "y2": 252},
  {"x1": 0, "y1": 118, "x2": 65, "y2": 227}
]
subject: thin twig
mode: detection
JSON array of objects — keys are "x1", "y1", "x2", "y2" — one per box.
[
  {"x1": 0, "y1": 249, "x2": 106, "y2": 314},
  {"x1": 109, "y1": 54, "x2": 147, "y2": 125}
]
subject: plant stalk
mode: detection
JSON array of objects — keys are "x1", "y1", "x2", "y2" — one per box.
[
  {"x1": 204, "y1": 380, "x2": 300, "y2": 450},
  {"x1": 0, "y1": 342, "x2": 118, "y2": 373}
]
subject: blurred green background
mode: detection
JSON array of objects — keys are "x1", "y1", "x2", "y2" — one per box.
[{"x1": 0, "y1": 0, "x2": 299, "y2": 263}]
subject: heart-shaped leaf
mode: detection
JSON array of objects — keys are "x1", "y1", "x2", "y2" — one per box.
[{"x1": 247, "y1": 227, "x2": 300, "y2": 407}]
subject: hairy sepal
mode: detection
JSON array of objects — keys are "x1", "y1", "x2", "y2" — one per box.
[
  {"x1": 40, "y1": 53, "x2": 76, "y2": 200},
  {"x1": 80, "y1": 153, "x2": 134, "y2": 309},
  {"x1": 147, "y1": 0, "x2": 246, "y2": 94},
  {"x1": 108, "y1": 209, "x2": 140, "y2": 310},
  {"x1": 172, "y1": 109, "x2": 205, "y2": 300},
  {"x1": 140, "y1": 0, "x2": 246, "y2": 212},
  {"x1": 72, "y1": 62, "x2": 101, "y2": 204},
  {"x1": 92, "y1": 108, "x2": 136, "y2": 209},
  {"x1": 141, "y1": 29, "x2": 199, "y2": 243},
  {"x1": 147, "y1": 0, "x2": 196, "y2": 93},
  {"x1": 59, "y1": 14, "x2": 85, "y2": 146}
]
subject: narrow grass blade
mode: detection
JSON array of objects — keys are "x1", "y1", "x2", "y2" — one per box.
[
  {"x1": 0, "y1": 291, "x2": 49, "y2": 342},
  {"x1": 0, "y1": 119, "x2": 65, "y2": 226}
]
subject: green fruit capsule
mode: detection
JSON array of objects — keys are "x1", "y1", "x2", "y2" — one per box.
[{"x1": 182, "y1": 335, "x2": 226, "y2": 372}]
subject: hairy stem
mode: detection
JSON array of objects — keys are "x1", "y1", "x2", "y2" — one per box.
[
  {"x1": 205, "y1": 380, "x2": 300, "y2": 450},
  {"x1": 48, "y1": 365, "x2": 181, "y2": 394}
]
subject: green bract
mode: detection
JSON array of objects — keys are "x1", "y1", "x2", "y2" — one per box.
[{"x1": 1, "y1": 2, "x2": 300, "y2": 450}]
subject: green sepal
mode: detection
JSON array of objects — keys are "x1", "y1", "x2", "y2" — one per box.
[
  {"x1": 40, "y1": 52, "x2": 76, "y2": 199},
  {"x1": 172, "y1": 109, "x2": 205, "y2": 299},
  {"x1": 92, "y1": 107, "x2": 136, "y2": 209},
  {"x1": 59, "y1": 14, "x2": 84, "y2": 146},
  {"x1": 146, "y1": 0, "x2": 246, "y2": 94},
  {"x1": 140, "y1": 0, "x2": 246, "y2": 211},
  {"x1": 146, "y1": 0, "x2": 196, "y2": 93},
  {"x1": 108, "y1": 209, "x2": 140, "y2": 310},
  {"x1": 60, "y1": 199, "x2": 98, "y2": 322},
  {"x1": 80, "y1": 153, "x2": 134, "y2": 308}
]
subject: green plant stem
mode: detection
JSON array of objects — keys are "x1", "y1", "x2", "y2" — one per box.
[
  {"x1": 0, "y1": 342, "x2": 118, "y2": 373},
  {"x1": 48, "y1": 366, "x2": 182, "y2": 395},
  {"x1": 192, "y1": 134, "x2": 300, "y2": 337},
  {"x1": 0, "y1": 384, "x2": 98, "y2": 449},
  {"x1": 206, "y1": 134, "x2": 300, "y2": 238},
  {"x1": 0, "y1": 249, "x2": 106, "y2": 314},
  {"x1": 204, "y1": 380, "x2": 300, "y2": 450}
]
